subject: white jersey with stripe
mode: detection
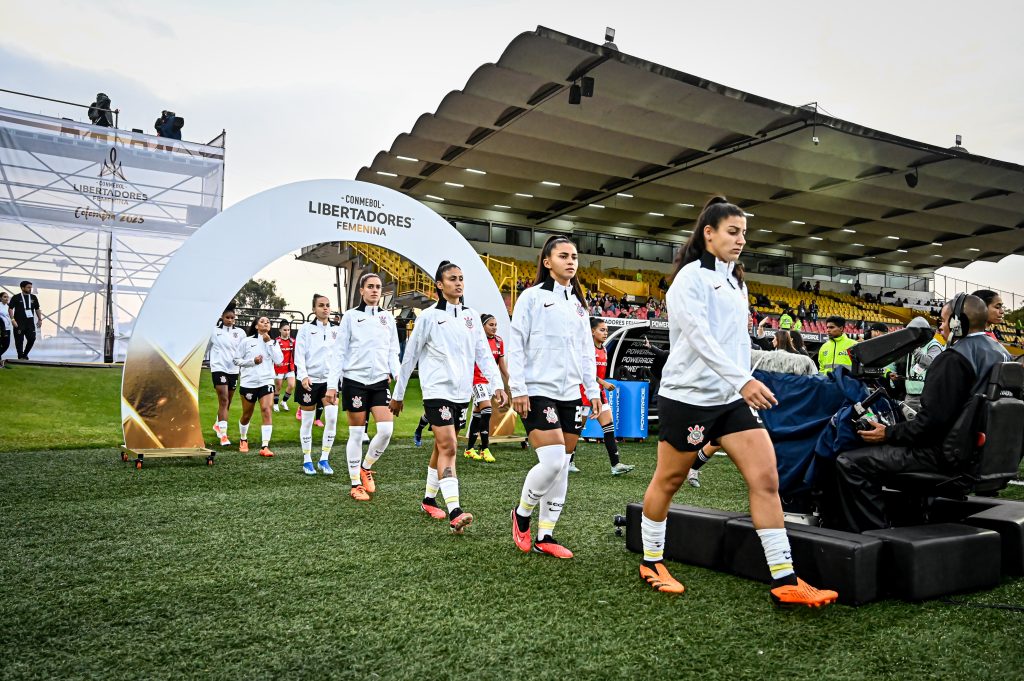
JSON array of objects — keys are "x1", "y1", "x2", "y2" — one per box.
[
  {"x1": 326, "y1": 303, "x2": 401, "y2": 387},
  {"x1": 393, "y1": 299, "x2": 501, "y2": 403},
  {"x1": 208, "y1": 325, "x2": 244, "y2": 375},
  {"x1": 294, "y1": 319, "x2": 337, "y2": 383},
  {"x1": 235, "y1": 335, "x2": 284, "y2": 388}
]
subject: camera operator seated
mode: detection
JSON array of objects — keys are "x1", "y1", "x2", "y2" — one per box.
[{"x1": 831, "y1": 295, "x2": 1012, "y2": 533}]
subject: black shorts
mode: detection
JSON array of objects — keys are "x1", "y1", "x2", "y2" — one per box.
[
  {"x1": 342, "y1": 378, "x2": 391, "y2": 412},
  {"x1": 658, "y1": 397, "x2": 764, "y2": 452},
  {"x1": 211, "y1": 371, "x2": 238, "y2": 391},
  {"x1": 423, "y1": 399, "x2": 469, "y2": 432},
  {"x1": 295, "y1": 381, "x2": 328, "y2": 408},
  {"x1": 240, "y1": 384, "x2": 275, "y2": 403},
  {"x1": 523, "y1": 396, "x2": 586, "y2": 436}
]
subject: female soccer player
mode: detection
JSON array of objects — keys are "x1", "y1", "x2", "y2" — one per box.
[
  {"x1": 391, "y1": 261, "x2": 507, "y2": 533},
  {"x1": 209, "y1": 305, "x2": 244, "y2": 446},
  {"x1": 326, "y1": 273, "x2": 401, "y2": 502},
  {"x1": 582, "y1": 318, "x2": 634, "y2": 476},
  {"x1": 464, "y1": 313, "x2": 510, "y2": 463},
  {"x1": 294, "y1": 293, "x2": 339, "y2": 476},
  {"x1": 234, "y1": 316, "x2": 283, "y2": 457},
  {"x1": 273, "y1": 321, "x2": 296, "y2": 412},
  {"x1": 638, "y1": 196, "x2": 837, "y2": 607},
  {"x1": 509, "y1": 236, "x2": 600, "y2": 560},
  {"x1": 971, "y1": 289, "x2": 1005, "y2": 340}
]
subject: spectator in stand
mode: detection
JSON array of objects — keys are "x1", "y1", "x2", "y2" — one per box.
[
  {"x1": 8, "y1": 280, "x2": 42, "y2": 360},
  {"x1": 853, "y1": 280, "x2": 862, "y2": 297},
  {"x1": 797, "y1": 300, "x2": 807, "y2": 321},
  {"x1": 971, "y1": 290, "x2": 1005, "y2": 341},
  {"x1": 658, "y1": 276, "x2": 669, "y2": 294},
  {"x1": 818, "y1": 315, "x2": 856, "y2": 374},
  {"x1": 813, "y1": 281, "x2": 821, "y2": 296},
  {"x1": 88, "y1": 93, "x2": 114, "y2": 127}
]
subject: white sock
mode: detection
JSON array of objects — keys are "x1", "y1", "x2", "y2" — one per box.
[
  {"x1": 537, "y1": 456, "x2": 570, "y2": 540},
  {"x1": 641, "y1": 513, "x2": 667, "y2": 563},
  {"x1": 757, "y1": 528, "x2": 795, "y2": 580},
  {"x1": 217, "y1": 420, "x2": 227, "y2": 436},
  {"x1": 261, "y1": 424, "x2": 272, "y2": 447},
  {"x1": 346, "y1": 426, "x2": 366, "y2": 485},
  {"x1": 516, "y1": 444, "x2": 566, "y2": 518},
  {"x1": 438, "y1": 476, "x2": 461, "y2": 514},
  {"x1": 300, "y1": 409, "x2": 314, "y2": 460},
  {"x1": 238, "y1": 421, "x2": 249, "y2": 440},
  {"x1": 424, "y1": 467, "x2": 440, "y2": 500},
  {"x1": 321, "y1": 404, "x2": 339, "y2": 460},
  {"x1": 363, "y1": 421, "x2": 393, "y2": 469}
]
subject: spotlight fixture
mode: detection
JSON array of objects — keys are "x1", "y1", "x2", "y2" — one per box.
[
  {"x1": 581, "y1": 76, "x2": 595, "y2": 98},
  {"x1": 905, "y1": 167, "x2": 919, "y2": 188},
  {"x1": 604, "y1": 27, "x2": 617, "y2": 50},
  {"x1": 569, "y1": 82, "x2": 582, "y2": 105}
]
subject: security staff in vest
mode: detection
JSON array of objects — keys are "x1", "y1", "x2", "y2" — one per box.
[
  {"x1": 818, "y1": 315, "x2": 856, "y2": 374},
  {"x1": 830, "y1": 295, "x2": 1011, "y2": 532},
  {"x1": 778, "y1": 308, "x2": 795, "y2": 331},
  {"x1": 8, "y1": 280, "x2": 42, "y2": 360},
  {"x1": 902, "y1": 317, "x2": 945, "y2": 413}
]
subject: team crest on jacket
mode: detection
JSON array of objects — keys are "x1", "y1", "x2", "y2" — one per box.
[
  {"x1": 379, "y1": 315, "x2": 388, "y2": 326},
  {"x1": 331, "y1": 330, "x2": 338, "y2": 340},
  {"x1": 352, "y1": 395, "x2": 363, "y2": 409},
  {"x1": 686, "y1": 424, "x2": 705, "y2": 446},
  {"x1": 544, "y1": 406, "x2": 558, "y2": 424},
  {"x1": 439, "y1": 405, "x2": 452, "y2": 421},
  {"x1": 465, "y1": 317, "x2": 474, "y2": 329},
  {"x1": 575, "y1": 303, "x2": 585, "y2": 317}
]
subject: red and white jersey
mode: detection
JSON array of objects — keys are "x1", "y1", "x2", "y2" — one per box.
[
  {"x1": 581, "y1": 344, "x2": 609, "y2": 401},
  {"x1": 473, "y1": 335, "x2": 504, "y2": 385},
  {"x1": 275, "y1": 336, "x2": 295, "y2": 373}
]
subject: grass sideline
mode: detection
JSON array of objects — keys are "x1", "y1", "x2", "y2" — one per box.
[{"x1": 1, "y1": 365, "x2": 1023, "y2": 679}]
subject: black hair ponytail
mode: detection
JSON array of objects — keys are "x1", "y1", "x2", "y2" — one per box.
[
  {"x1": 672, "y1": 195, "x2": 746, "y2": 287},
  {"x1": 535, "y1": 235, "x2": 586, "y2": 304}
]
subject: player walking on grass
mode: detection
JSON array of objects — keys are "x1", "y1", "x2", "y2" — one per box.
[
  {"x1": 573, "y1": 318, "x2": 635, "y2": 476},
  {"x1": 209, "y1": 305, "x2": 243, "y2": 447},
  {"x1": 638, "y1": 196, "x2": 838, "y2": 607},
  {"x1": 235, "y1": 316, "x2": 283, "y2": 457},
  {"x1": 326, "y1": 273, "x2": 401, "y2": 502},
  {"x1": 391, "y1": 261, "x2": 507, "y2": 534},
  {"x1": 464, "y1": 313, "x2": 510, "y2": 463},
  {"x1": 294, "y1": 294, "x2": 339, "y2": 476},
  {"x1": 273, "y1": 321, "x2": 296, "y2": 413},
  {"x1": 509, "y1": 236, "x2": 600, "y2": 560}
]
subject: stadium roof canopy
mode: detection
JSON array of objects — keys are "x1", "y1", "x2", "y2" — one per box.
[{"x1": 357, "y1": 26, "x2": 1024, "y2": 273}]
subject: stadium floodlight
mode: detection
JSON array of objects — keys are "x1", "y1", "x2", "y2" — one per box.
[
  {"x1": 494, "y1": 204, "x2": 511, "y2": 209},
  {"x1": 843, "y1": 228, "x2": 857, "y2": 233},
  {"x1": 425, "y1": 195, "x2": 444, "y2": 201},
  {"x1": 515, "y1": 193, "x2": 533, "y2": 198},
  {"x1": 444, "y1": 182, "x2": 464, "y2": 188},
  {"x1": 466, "y1": 168, "x2": 487, "y2": 175},
  {"x1": 376, "y1": 171, "x2": 398, "y2": 177},
  {"x1": 397, "y1": 155, "x2": 419, "y2": 162}
]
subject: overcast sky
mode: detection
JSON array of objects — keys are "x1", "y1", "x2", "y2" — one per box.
[{"x1": 3, "y1": 0, "x2": 1023, "y2": 310}]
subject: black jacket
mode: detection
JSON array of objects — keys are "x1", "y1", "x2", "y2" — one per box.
[{"x1": 8, "y1": 292, "x2": 39, "y2": 323}]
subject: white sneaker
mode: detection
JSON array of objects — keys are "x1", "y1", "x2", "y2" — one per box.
[
  {"x1": 687, "y1": 469, "x2": 701, "y2": 488},
  {"x1": 281, "y1": 401, "x2": 289, "y2": 411},
  {"x1": 611, "y1": 462, "x2": 635, "y2": 476},
  {"x1": 568, "y1": 462, "x2": 581, "y2": 473},
  {"x1": 273, "y1": 404, "x2": 280, "y2": 412}
]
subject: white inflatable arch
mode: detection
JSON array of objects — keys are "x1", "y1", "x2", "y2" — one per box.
[{"x1": 121, "y1": 179, "x2": 509, "y2": 452}]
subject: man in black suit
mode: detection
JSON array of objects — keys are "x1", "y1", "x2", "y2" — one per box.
[{"x1": 8, "y1": 280, "x2": 41, "y2": 360}]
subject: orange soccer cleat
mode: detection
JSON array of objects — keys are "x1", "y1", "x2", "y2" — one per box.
[
  {"x1": 360, "y1": 467, "x2": 376, "y2": 494},
  {"x1": 532, "y1": 537, "x2": 574, "y2": 559},
  {"x1": 449, "y1": 510, "x2": 474, "y2": 534},
  {"x1": 639, "y1": 562, "x2": 686, "y2": 594},
  {"x1": 511, "y1": 509, "x2": 532, "y2": 553},
  {"x1": 258, "y1": 447, "x2": 274, "y2": 457},
  {"x1": 769, "y1": 578, "x2": 838, "y2": 608},
  {"x1": 349, "y1": 485, "x2": 371, "y2": 502},
  {"x1": 421, "y1": 501, "x2": 447, "y2": 520},
  {"x1": 238, "y1": 440, "x2": 249, "y2": 453}
]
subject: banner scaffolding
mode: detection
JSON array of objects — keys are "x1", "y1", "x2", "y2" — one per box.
[{"x1": 0, "y1": 107, "x2": 224, "y2": 362}]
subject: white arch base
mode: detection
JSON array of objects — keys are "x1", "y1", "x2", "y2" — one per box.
[{"x1": 121, "y1": 179, "x2": 508, "y2": 452}]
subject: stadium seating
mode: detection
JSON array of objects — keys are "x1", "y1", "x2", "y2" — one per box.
[{"x1": 747, "y1": 281, "x2": 904, "y2": 335}]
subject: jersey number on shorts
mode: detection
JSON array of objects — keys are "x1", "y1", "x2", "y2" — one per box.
[{"x1": 574, "y1": 406, "x2": 588, "y2": 429}]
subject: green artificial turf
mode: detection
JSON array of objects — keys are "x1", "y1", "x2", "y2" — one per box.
[{"x1": 1, "y1": 366, "x2": 1023, "y2": 679}]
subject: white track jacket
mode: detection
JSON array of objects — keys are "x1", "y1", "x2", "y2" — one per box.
[
  {"x1": 660, "y1": 252, "x2": 754, "y2": 406},
  {"x1": 294, "y1": 319, "x2": 336, "y2": 384},
  {"x1": 393, "y1": 299, "x2": 501, "y2": 403},
  {"x1": 208, "y1": 325, "x2": 244, "y2": 374},
  {"x1": 507, "y1": 278, "x2": 598, "y2": 402},
  {"x1": 234, "y1": 335, "x2": 284, "y2": 388},
  {"x1": 326, "y1": 303, "x2": 401, "y2": 387}
]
